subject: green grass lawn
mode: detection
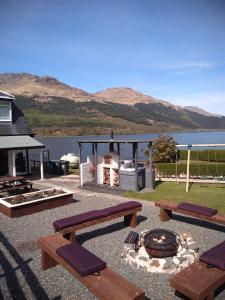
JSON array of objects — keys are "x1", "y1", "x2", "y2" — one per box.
[{"x1": 123, "y1": 182, "x2": 225, "y2": 213}]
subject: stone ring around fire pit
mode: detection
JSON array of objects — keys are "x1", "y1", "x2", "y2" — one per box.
[
  {"x1": 122, "y1": 229, "x2": 199, "y2": 274},
  {"x1": 141, "y1": 229, "x2": 181, "y2": 258}
]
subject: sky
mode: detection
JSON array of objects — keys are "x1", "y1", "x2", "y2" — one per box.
[{"x1": 1, "y1": 0, "x2": 225, "y2": 115}]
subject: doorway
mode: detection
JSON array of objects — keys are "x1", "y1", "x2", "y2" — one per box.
[{"x1": 0, "y1": 150, "x2": 8, "y2": 176}]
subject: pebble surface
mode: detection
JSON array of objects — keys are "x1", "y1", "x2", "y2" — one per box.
[{"x1": 0, "y1": 181, "x2": 225, "y2": 300}]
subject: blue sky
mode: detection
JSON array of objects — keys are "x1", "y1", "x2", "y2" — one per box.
[{"x1": 1, "y1": 0, "x2": 225, "y2": 115}]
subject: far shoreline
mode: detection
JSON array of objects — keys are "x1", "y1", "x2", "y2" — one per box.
[{"x1": 35, "y1": 128, "x2": 225, "y2": 139}]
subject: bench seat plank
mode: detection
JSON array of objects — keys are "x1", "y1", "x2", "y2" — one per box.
[
  {"x1": 38, "y1": 233, "x2": 145, "y2": 300},
  {"x1": 57, "y1": 206, "x2": 141, "y2": 243},
  {"x1": 170, "y1": 261, "x2": 225, "y2": 300}
]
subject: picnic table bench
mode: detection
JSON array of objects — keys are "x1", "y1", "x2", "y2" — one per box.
[
  {"x1": 155, "y1": 200, "x2": 225, "y2": 226},
  {"x1": 170, "y1": 260, "x2": 225, "y2": 300},
  {"x1": 0, "y1": 176, "x2": 33, "y2": 193},
  {"x1": 38, "y1": 233, "x2": 145, "y2": 300},
  {"x1": 53, "y1": 201, "x2": 142, "y2": 242}
]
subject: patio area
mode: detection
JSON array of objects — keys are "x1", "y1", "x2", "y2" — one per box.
[{"x1": 0, "y1": 177, "x2": 225, "y2": 299}]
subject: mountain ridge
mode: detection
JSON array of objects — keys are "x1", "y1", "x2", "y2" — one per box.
[{"x1": 0, "y1": 72, "x2": 224, "y2": 136}]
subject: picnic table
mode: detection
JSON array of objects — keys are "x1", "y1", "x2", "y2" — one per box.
[{"x1": 0, "y1": 176, "x2": 33, "y2": 193}]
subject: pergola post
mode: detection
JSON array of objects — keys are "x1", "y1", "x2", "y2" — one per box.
[
  {"x1": 12, "y1": 150, "x2": 16, "y2": 176},
  {"x1": 79, "y1": 142, "x2": 82, "y2": 186},
  {"x1": 94, "y1": 142, "x2": 98, "y2": 186},
  {"x1": 117, "y1": 143, "x2": 120, "y2": 187},
  {"x1": 133, "y1": 142, "x2": 138, "y2": 192},
  {"x1": 40, "y1": 149, "x2": 44, "y2": 180},
  {"x1": 27, "y1": 149, "x2": 32, "y2": 174}
]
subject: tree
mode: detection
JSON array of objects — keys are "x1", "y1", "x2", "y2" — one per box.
[{"x1": 144, "y1": 135, "x2": 177, "y2": 163}]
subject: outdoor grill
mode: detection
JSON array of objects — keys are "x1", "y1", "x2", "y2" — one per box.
[{"x1": 143, "y1": 229, "x2": 179, "y2": 258}]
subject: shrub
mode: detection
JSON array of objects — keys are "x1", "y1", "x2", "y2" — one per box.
[
  {"x1": 180, "y1": 150, "x2": 225, "y2": 162},
  {"x1": 144, "y1": 135, "x2": 177, "y2": 163},
  {"x1": 156, "y1": 163, "x2": 225, "y2": 177}
]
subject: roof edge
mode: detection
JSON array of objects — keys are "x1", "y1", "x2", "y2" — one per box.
[{"x1": 0, "y1": 90, "x2": 15, "y2": 99}]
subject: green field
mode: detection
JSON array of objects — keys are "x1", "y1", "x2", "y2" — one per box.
[{"x1": 123, "y1": 182, "x2": 225, "y2": 213}]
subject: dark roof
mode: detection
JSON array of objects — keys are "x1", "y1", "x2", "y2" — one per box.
[
  {"x1": 77, "y1": 139, "x2": 153, "y2": 144},
  {"x1": 0, "y1": 98, "x2": 32, "y2": 136}
]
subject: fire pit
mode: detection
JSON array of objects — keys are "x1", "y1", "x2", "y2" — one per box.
[
  {"x1": 143, "y1": 229, "x2": 179, "y2": 258},
  {"x1": 122, "y1": 229, "x2": 199, "y2": 274}
]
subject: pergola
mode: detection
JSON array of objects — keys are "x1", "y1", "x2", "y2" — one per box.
[{"x1": 77, "y1": 137, "x2": 153, "y2": 192}]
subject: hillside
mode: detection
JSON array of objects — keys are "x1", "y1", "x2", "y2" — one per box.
[{"x1": 0, "y1": 73, "x2": 224, "y2": 136}]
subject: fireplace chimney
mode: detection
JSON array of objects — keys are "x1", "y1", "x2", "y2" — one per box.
[{"x1": 109, "y1": 130, "x2": 114, "y2": 151}]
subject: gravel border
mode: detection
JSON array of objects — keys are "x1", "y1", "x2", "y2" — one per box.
[{"x1": 0, "y1": 182, "x2": 225, "y2": 300}]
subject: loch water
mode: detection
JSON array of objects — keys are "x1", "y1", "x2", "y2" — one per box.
[{"x1": 36, "y1": 131, "x2": 225, "y2": 161}]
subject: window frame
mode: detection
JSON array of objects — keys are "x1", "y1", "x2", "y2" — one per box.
[{"x1": 0, "y1": 101, "x2": 12, "y2": 122}]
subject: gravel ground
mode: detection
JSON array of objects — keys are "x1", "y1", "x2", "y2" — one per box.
[{"x1": 0, "y1": 182, "x2": 225, "y2": 300}]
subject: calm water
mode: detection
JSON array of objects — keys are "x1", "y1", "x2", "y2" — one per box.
[{"x1": 35, "y1": 131, "x2": 225, "y2": 161}]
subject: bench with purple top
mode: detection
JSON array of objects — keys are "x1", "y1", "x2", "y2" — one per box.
[
  {"x1": 170, "y1": 240, "x2": 225, "y2": 300},
  {"x1": 38, "y1": 233, "x2": 145, "y2": 300},
  {"x1": 200, "y1": 240, "x2": 225, "y2": 270},
  {"x1": 155, "y1": 200, "x2": 225, "y2": 226},
  {"x1": 53, "y1": 201, "x2": 142, "y2": 242}
]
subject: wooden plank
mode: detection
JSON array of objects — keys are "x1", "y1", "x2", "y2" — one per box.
[
  {"x1": 59, "y1": 207, "x2": 141, "y2": 236},
  {"x1": 38, "y1": 233, "x2": 145, "y2": 300},
  {"x1": 170, "y1": 261, "x2": 225, "y2": 300},
  {"x1": 0, "y1": 194, "x2": 73, "y2": 218}
]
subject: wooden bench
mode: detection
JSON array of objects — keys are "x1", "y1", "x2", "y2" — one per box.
[
  {"x1": 155, "y1": 200, "x2": 225, "y2": 226},
  {"x1": 38, "y1": 233, "x2": 145, "y2": 300},
  {"x1": 170, "y1": 260, "x2": 225, "y2": 300},
  {"x1": 54, "y1": 201, "x2": 142, "y2": 242}
]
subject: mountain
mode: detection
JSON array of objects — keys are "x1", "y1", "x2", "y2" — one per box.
[
  {"x1": 0, "y1": 72, "x2": 224, "y2": 136},
  {"x1": 94, "y1": 87, "x2": 171, "y2": 106},
  {"x1": 184, "y1": 106, "x2": 221, "y2": 117},
  {"x1": 0, "y1": 73, "x2": 94, "y2": 102}
]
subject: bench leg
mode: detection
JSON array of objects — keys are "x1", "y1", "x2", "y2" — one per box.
[
  {"x1": 160, "y1": 208, "x2": 172, "y2": 222},
  {"x1": 69, "y1": 232, "x2": 76, "y2": 243},
  {"x1": 41, "y1": 250, "x2": 58, "y2": 270},
  {"x1": 206, "y1": 291, "x2": 214, "y2": 300},
  {"x1": 124, "y1": 213, "x2": 137, "y2": 228}
]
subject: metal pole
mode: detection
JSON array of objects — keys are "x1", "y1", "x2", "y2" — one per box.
[
  {"x1": 40, "y1": 149, "x2": 44, "y2": 180},
  {"x1": 177, "y1": 144, "x2": 225, "y2": 148},
  {"x1": 186, "y1": 148, "x2": 191, "y2": 192}
]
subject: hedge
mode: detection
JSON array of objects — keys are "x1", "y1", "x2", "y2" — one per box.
[
  {"x1": 179, "y1": 150, "x2": 225, "y2": 162},
  {"x1": 156, "y1": 163, "x2": 225, "y2": 177}
]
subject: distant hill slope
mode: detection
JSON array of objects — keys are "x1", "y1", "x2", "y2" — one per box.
[{"x1": 0, "y1": 73, "x2": 224, "y2": 136}]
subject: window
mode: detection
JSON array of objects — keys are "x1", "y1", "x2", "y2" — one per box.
[{"x1": 0, "y1": 101, "x2": 11, "y2": 121}]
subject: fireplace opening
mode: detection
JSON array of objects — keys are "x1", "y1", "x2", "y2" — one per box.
[{"x1": 142, "y1": 229, "x2": 180, "y2": 258}]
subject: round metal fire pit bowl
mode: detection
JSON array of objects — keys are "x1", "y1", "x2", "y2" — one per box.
[{"x1": 143, "y1": 229, "x2": 179, "y2": 258}]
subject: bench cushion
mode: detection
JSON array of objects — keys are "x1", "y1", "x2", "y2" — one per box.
[
  {"x1": 101, "y1": 201, "x2": 142, "y2": 216},
  {"x1": 200, "y1": 240, "x2": 225, "y2": 270},
  {"x1": 56, "y1": 242, "x2": 106, "y2": 276},
  {"x1": 178, "y1": 202, "x2": 217, "y2": 217},
  {"x1": 53, "y1": 210, "x2": 106, "y2": 231}
]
